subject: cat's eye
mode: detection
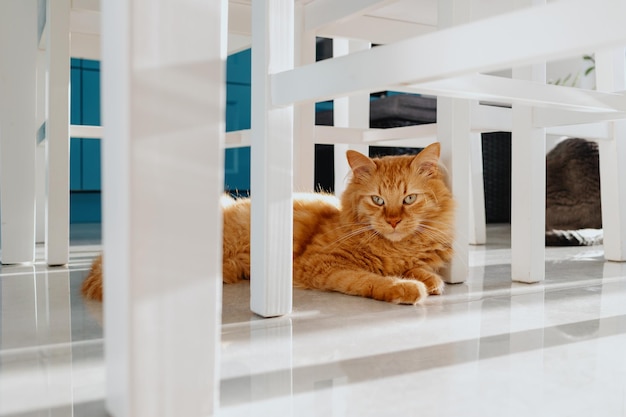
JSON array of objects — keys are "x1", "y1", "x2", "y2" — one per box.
[
  {"x1": 403, "y1": 194, "x2": 418, "y2": 205},
  {"x1": 371, "y1": 195, "x2": 385, "y2": 206}
]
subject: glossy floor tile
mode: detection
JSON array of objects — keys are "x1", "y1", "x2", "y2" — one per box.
[
  {"x1": 2, "y1": 224, "x2": 626, "y2": 416},
  {"x1": 0, "y1": 224, "x2": 105, "y2": 417}
]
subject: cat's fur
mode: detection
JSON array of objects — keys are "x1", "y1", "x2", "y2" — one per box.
[
  {"x1": 81, "y1": 142, "x2": 455, "y2": 305},
  {"x1": 545, "y1": 138, "x2": 602, "y2": 246}
]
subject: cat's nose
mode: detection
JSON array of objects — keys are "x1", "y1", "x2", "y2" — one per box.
[{"x1": 387, "y1": 217, "x2": 402, "y2": 228}]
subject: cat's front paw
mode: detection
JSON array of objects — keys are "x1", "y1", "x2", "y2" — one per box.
[
  {"x1": 422, "y1": 275, "x2": 445, "y2": 295},
  {"x1": 404, "y1": 268, "x2": 445, "y2": 295},
  {"x1": 387, "y1": 280, "x2": 428, "y2": 305}
]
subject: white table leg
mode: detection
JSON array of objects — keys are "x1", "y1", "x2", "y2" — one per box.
[
  {"x1": 102, "y1": 0, "x2": 226, "y2": 415},
  {"x1": 511, "y1": 64, "x2": 546, "y2": 283},
  {"x1": 45, "y1": 0, "x2": 70, "y2": 266},
  {"x1": 250, "y1": 0, "x2": 294, "y2": 317},
  {"x1": 596, "y1": 48, "x2": 626, "y2": 261},
  {"x1": 0, "y1": 0, "x2": 37, "y2": 264}
]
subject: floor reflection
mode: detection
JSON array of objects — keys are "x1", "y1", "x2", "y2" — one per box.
[{"x1": 3, "y1": 225, "x2": 626, "y2": 416}]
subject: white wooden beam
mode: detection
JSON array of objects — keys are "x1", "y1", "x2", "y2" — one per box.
[
  {"x1": 293, "y1": 3, "x2": 317, "y2": 192},
  {"x1": 228, "y1": 1, "x2": 251, "y2": 36},
  {"x1": 317, "y1": 15, "x2": 434, "y2": 45},
  {"x1": 36, "y1": 50, "x2": 47, "y2": 244},
  {"x1": 0, "y1": 0, "x2": 37, "y2": 264},
  {"x1": 304, "y1": 0, "x2": 396, "y2": 32},
  {"x1": 45, "y1": 0, "x2": 71, "y2": 266},
  {"x1": 408, "y1": 74, "x2": 626, "y2": 113},
  {"x1": 438, "y1": 97, "x2": 470, "y2": 283},
  {"x1": 511, "y1": 0, "x2": 547, "y2": 287},
  {"x1": 102, "y1": 0, "x2": 226, "y2": 415},
  {"x1": 314, "y1": 108, "x2": 612, "y2": 147},
  {"x1": 36, "y1": 144, "x2": 46, "y2": 244},
  {"x1": 225, "y1": 129, "x2": 252, "y2": 148},
  {"x1": 511, "y1": 62, "x2": 546, "y2": 284},
  {"x1": 546, "y1": 123, "x2": 611, "y2": 141},
  {"x1": 272, "y1": 0, "x2": 626, "y2": 106},
  {"x1": 250, "y1": 0, "x2": 294, "y2": 317},
  {"x1": 315, "y1": 125, "x2": 367, "y2": 144},
  {"x1": 436, "y1": 0, "x2": 471, "y2": 284},
  {"x1": 469, "y1": 132, "x2": 486, "y2": 245},
  {"x1": 597, "y1": 48, "x2": 626, "y2": 261},
  {"x1": 69, "y1": 6, "x2": 101, "y2": 59},
  {"x1": 533, "y1": 106, "x2": 626, "y2": 128},
  {"x1": 69, "y1": 8, "x2": 99, "y2": 34},
  {"x1": 470, "y1": 103, "x2": 511, "y2": 132},
  {"x1": 228, "y1": 1, "x2": 252, "y2": 53},
  {"x1": 70, "y1": 124, "x2": 103, "y2": 139},
  {"x1": 70, "y1": 32, "x2": 100, "y2": 60},
  {"x1": 363, "y1": 124, "x2": 438, "y2": 143},
  {"x1": 71, "y1": 0, "x2": 99, "y2": 11},
  {"x1": 333, "y1": 38, "x2": 370, "y2": 196}
]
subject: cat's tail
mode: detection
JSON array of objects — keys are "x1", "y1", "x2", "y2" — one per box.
[
  {"x1": 81, "y1": 255, "x2": 104, "y2": 301},
  {"x1": 545, "y1": 229, "x2": 603, "y2": 246}
]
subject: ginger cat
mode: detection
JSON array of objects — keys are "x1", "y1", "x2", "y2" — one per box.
[{"x1": 81, "y1": 142, "x2": 455, "y2": 305}]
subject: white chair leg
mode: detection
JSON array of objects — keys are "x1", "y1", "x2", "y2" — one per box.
[
  {"x1": 36, "y1": 49, "x2": 47, "y2": 245},
  {"x1": 598, "y1": 119, "x2": 626, "y2": 261},
  {"x1": 102, "y1": 0, "x2": 226, "y2": 415},
  {"x1": 469, "y1": 132, "x2": 487, "y2": 245},
  {"x1": 293, "y1": 4, "x2": 316, "y2": 192},
  {"x1": 36, "y1": 143, "x2": 46, "y2": 244},
  {"x1": 511, "y1": 64, "x2": 546, "y2": 283},
  {"x1": 596, "y1": 48, "x2": 626, "y2": 261},
  {"x1": 250, "y1": 0, "x2": 294, "y2": 317},
  {"x1": 0, "y1": 0, "x2": 37, "y2": 264},
  {"x1": 437, "y1": 0, "x2": 470, "y2": 284},
  {"x1": 438, "y1": 97, "x2": 471, "y2": 284},
  {"x1": 45, "y1": 0, "x2": 70, "y2": 266},
  {"x1": 333, "y1": 38, "x2": 370, "y2": 197}
]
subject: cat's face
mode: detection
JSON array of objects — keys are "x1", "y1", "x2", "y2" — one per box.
[
  {"x1": 345, "y1": 143, "x2": 450, "y2": 243},
  {"x1": 359, "y1": 182, "x2": 438, "y2": 242}
]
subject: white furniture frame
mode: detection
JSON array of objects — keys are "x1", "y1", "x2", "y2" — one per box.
[
  {"x1": 2, "y1": 0, "x2": 225, "y2": 415},
  {"x1": 1, "y1": 0, "x2": 70, "y2": 266},
  {"x1": 100, "y1": 0, "x2": 226, "y2": 415},
  {"x1": 3, "y1": 1, "x2": 626, "y2": 416},
  {"x1": 243, "y1": 0, "x2": 626, "y2": 317}
]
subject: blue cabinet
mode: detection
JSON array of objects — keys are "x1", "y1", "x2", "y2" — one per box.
[
  {"x1": 69, "y1": 50, "x2": 253, "y2": 222},
  {"x1": 225, "y1": 49, "x2": 251, "y2": 194},
  {"x1": 70, "y1": 58, "x2": 101, "y2": 223}
]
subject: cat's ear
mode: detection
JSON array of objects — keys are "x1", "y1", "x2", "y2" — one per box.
[
  {"x1": 411, "y1": 142, "x2": 441, "y2": 177},
  {"x1": 346, "y1": 150, "x2": 376, "y2": 177}
]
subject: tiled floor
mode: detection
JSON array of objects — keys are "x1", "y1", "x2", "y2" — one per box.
[{"x1": 2, "y1": 224, "x2": 626, "y2": 416}]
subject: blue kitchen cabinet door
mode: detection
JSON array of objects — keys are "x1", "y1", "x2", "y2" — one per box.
[{"x1": 225, "y1": 49, "x2": 251, "y2": 193}]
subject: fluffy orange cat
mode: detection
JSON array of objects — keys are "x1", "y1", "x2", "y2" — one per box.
[{"x1": 81, "y1": 142, "x2": 455, "y2": 304}]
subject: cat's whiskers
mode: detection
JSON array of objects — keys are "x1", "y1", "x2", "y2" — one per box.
[
  {"x1": 358, "y1": 227, "x2": 382, "y2": 248},
  {"x1": 321, "y1": 222, "x2": 371, "y2": 244},
  {"x1": 326, "y1": 224, "x2": 376, "y2": 250},
  {"x1": 414, "y1": 223, "x2": 456, "y2": 249},
  {"x1": 414, "y1": 222, "x2": 470, "y2": 270}
]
